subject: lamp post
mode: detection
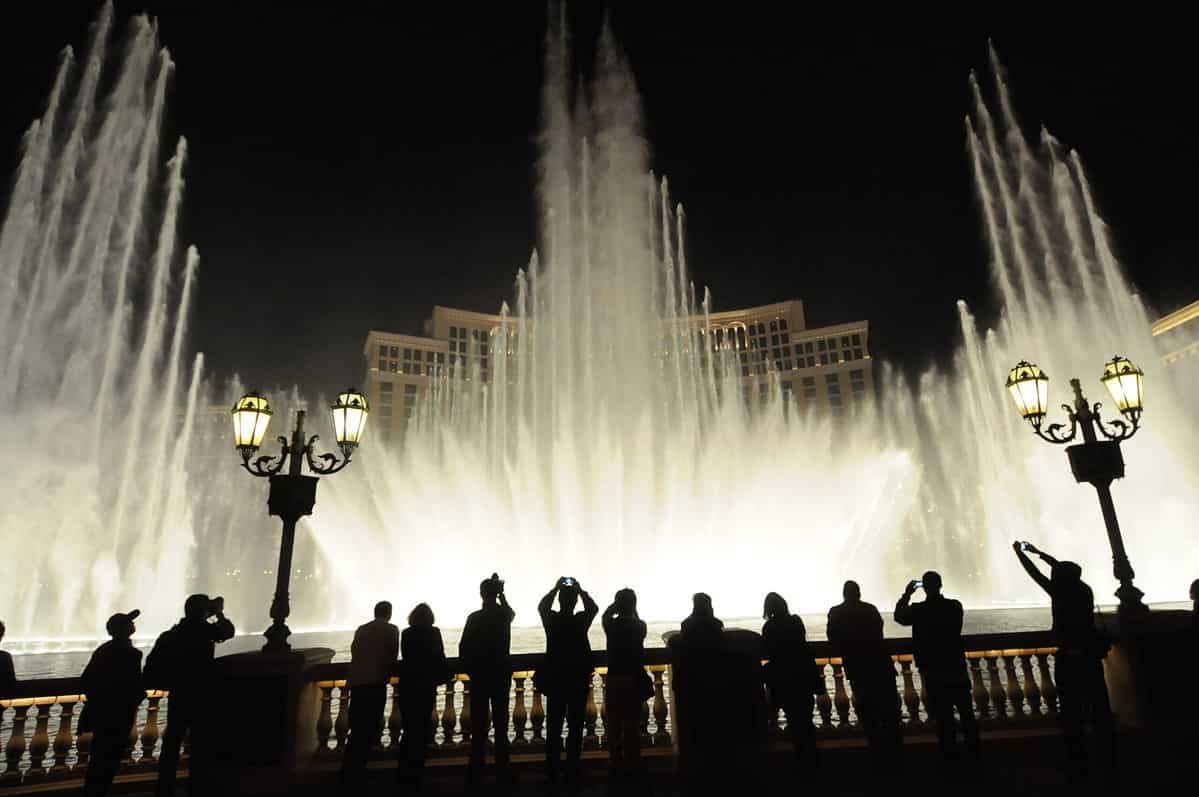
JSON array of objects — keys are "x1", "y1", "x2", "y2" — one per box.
[
  {"x1": 231, "y1": 389, "x2": 369, "y2": 652},
  {"x1": 1005, "y1": 356, "x2": 1148, "y2": 617}
]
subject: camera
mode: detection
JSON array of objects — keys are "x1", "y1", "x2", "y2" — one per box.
[
  {"x1": 1020, "y1": 541, "x2": 1032, "y2": 552},
  {"x1": 913, "y1": 581, "x2": 923, "y2": 590},
  {"x1": 208, "y1": 596, "x2": 224, "y2": 616},
  {"x1": 562, "y1": 577, "x2": 575, "y2": 588}
]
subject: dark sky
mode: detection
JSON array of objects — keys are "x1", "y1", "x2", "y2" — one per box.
[{"x1": 3, "y1": 4, "x2": 1196, "y2": 397}]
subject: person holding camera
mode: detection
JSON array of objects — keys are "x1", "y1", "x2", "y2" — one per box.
[
  {"x1": 536, "y1": 577, "x2": 597, "y2": 783},
  {"x1": 147, "y1": 594, "x2": 235, "y2": 797},
  {"x1": 459, "y1": 573, "x2": 516, "y2": 789},
  {"x1": 602, "y1": 588, "x2": 648, "y2": 781},
  {"x1": 894, "y1": 572, "x2": 980, "y2": 769},
  {"x1": 1013, "y1": 542, "x2": 1115, "y2": 783},
  {"x1": 80, "y1": 610, "x2": 144, "y2": 797}
]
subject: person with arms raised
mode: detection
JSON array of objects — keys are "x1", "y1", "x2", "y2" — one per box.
[{"x1": 459, "y1": 573, "x2": 516, "y2": 789}]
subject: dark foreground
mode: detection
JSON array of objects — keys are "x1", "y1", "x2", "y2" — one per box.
[{"x1": 59, "y1": 728, "x2": 1195, "y2": 797}]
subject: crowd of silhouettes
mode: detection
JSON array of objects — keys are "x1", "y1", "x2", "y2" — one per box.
[{"x1": 2, "y1": 552, "x2": 1199, "y2": 793}]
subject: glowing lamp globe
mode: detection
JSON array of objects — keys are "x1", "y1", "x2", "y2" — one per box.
[
  {"x1": 1005, "y1": 360, "x2": 1050, "y2": 426},
  {"x1": 331, "y1": 389, "x2": 369, "y2": 454},
  {"x1": 232, "y1": 392, "x2": 273, "y2": 453},
  {"x1": 1101, "y1": 355, "x2": 1144, "y2": 423}
]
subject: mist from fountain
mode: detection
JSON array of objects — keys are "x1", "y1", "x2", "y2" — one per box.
[{"x1": 2, "y1": 11, "x2": 1195, "y2": 640}]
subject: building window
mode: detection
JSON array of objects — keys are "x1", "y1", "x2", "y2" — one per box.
[
  {"x1": 852, "y1": 381, "x2": 866, "y2": 392},
  {"x1": 378, "y1": 344, "x2": 387, "y2": 356},
  {"x1": 804, "y1": 388, "x2": 818, "y2": 399},
  {"x1": 769, "y1": 320, "x2": 778, "y2": 332},
  {"x1": 784, "y1": 359, "x2": 792, "y2": 370},
  {"x1": 389, "y1": 346, "x2": 399, "y2": 358},
  {"x1": 449, "y1": 327, "x2": 458, "y2": 339},
  {"x1": 825, "y1": 373, "x2": 840, "y2": 383},
  {"x1": 404, "y1": 384, "x2": 417, "y2": 395},
  {"x1": 850, "y1": 369, "x2": 864, "y2": 380},
  {"x1": 377, "y1": 358, "x2": 386, "y2": 371},
  {"x1": 771, "y1": 334, "x2": 780, "y2": 346},
  {"x1": 828, "y1": 384, "x2": 841, "y2": 395},
  {"x1": 852, "y1": 334, "x2": 861, "y2": 345},
  {"x1": 807, "y1": 356, "x2": 815, "y2": 367},
  {"x1": 817, "y1": 339, "x2": 826, "y2": 352},
  {"x1": 759, "y1": 336, "x2": 767, "y2": 348},
  {"x1": 854, "y1": 348, "x2": 863, "y2": 359},
  {"x1": 802, "y1": 377, "x2": 815, "y2": 387},
  {"x1": 841, "y1": 336, "x2": 850, "y2": 347},
  {"x1": 820, "y1": 354, "x2": 828, "y2": 365},
  {"x1": 829, "y1": 351, "x2": 839, "y2": 363},
  {"x1": 436, "y1": 352, "x2": 445, "y2": 363},
  {"x1": 781, "y1": 332, "x2": 789, "y2": 344},
  {"x1": 779, "y1": 320, "x2": 788, "y2": 331},
  {"x1": 380, "y1": 382, "x2": 394, "y2": 393},
  {"x1": 782, "y1": 380, "x2": 793, "y2": 391},
  {"x1": 388, "y1": 361, "x2": 398, "y2": 373}
]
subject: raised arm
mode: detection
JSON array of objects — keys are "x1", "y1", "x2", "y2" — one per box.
[
  {"x1": 893, "y1": 581, "x2": 918, "y2": 627},
  {"x1": 579, "y1": 584, "x2": 599, "y2": 626},
  {"x1": 538, "y1": 580, "x2": 560, "y2": 625},
  {"x1": 1013, "y1": 542, "x2": 1052, "y2": 594},
  {"x1": 498, "y1": 591, "x2": 515, "y2": 624}
]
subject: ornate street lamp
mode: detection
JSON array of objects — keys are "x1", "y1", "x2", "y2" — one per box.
[
  {"x1": 1005, "y1": 356, "x2": 1147, "y2": 616},
  {"x1": 232, "y1": 388, "x2": 369, "y2": 652}
]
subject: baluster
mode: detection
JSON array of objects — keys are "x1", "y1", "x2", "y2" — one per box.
[
  {"x1": 899, "y1": 659, "x2": 921, "y2": 726},
  {"x1": 51, "y1": 699, "x2": 77, "y2": 772},
  {"x1": 428, "y1": 688, "x2": 439, "y2": 747},
  {"x1": 1038, "y1": 651, "x2": 1058, "y2": 714},
  {"x1": 441, "y1": 678, "x2": 457, "y2": 748},
  {"x1": 814, "y1": 662, "x2": 833, "y2": 729},
  {"x1": 583, "y1": 674, "x2": 599, "y2": 749},
  {"x1": 386, "y1": 682, "x2": 403, "y2": 750},
  {"x1": 459, "y1": 678, "x2": 472, "y2": 748},
  {"x1": 597, "y1": 671, "x2": 609, "y2": 746},
  {"x1": 651, "y1": 669, "x2": 669, "y2": 745},
  {"x1": 315, "y1": 684, "x2": 335, "y2": 753},
  {"x1": 124, "y1": 711, "x2": 139, "y2": 765},
  {"x1": 985, "y1": 655, "x2": 1007, "y2": 719},
  {"x1": 334, "y1": 686, "x2": 351, "y2": 751},
  {"x1": 831, "y1": 662, "x2": 851, "y2": 727},
  {"x1": 140, "y1": 694, "x2": 162, "y2": 765},
  {"x1": 530, "y1": 684, "x2": 545, "y2": 744},
  {"x1": 1020, "y1": 654, "x2": 1043, "y2": 715},
  {"x1": 1003, "y1": 654, "x2": 1025, "y2": 718},
  {"x1": 511, "y1": 674, "x2": 528, "y2": 746},
  {"x1": 969, "y1": 655, "x2": 990, "y2": 719},
  {"x1": 26, "y1": 703, "x2": 51, "y2": 775},
  {"x1": 4, "y1": 703, "x2": 30, "y2": 780}
]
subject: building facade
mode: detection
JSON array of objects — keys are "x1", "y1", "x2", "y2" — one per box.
[
  {"x1": 1152, "y1": 299, "x2": 1199, "y2": 367},
  {"x1": 364, "y1": 300, "x2": 873, "y2": 442}
]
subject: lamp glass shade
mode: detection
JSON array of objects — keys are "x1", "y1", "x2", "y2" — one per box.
[
  {"x1": 1101, "y1": 355, "x2": 1144, "y2": 418},
  {"x1": 331, "y1": 389, "x2": 369, "y2": 448},
  {"x1": 1005, "y1": 360, "x2": 1050, "y2": 422},
  {"x1": 232, "y1": 392, "x2": 272, "y2": 450}
]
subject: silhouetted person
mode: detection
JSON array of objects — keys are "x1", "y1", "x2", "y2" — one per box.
[
  {"x1": 1191, "y1": 579, "x2": 1199, "y2": 628},
  {"x1": 602, "y1": 588, "x2": 648, "y2": 782},
  {"x1": 459, "y1": 573, "x2": 515, "y2": 789},
  {"x1": 0, "y1": 620, "x2": 15, "y2": 698},
  {"x1": 827, "y1": 581, "x2": 903, "y2": 776},
  {"x1": 80, "y1": 610, "x2": 143, "y2": 797},
  {"x1": 339, "y1": 601, "x2": 399, "y2": 795},
  {"x1": 1014, "y1": 542, "x2": 1115, "y2": 783},
  {"x1": 894, "y1": 572, "x2": 980, "y2": 767},
  {"x1": 761, "y1": 593, "x2": 821, "y2": 770},
  {"x1": 397, "y1": 603, "x2": 449, "y2": 790},
  {"x1": 536, "y1": 577, "x2": 598, "y2": 783},
  {"x1": 147, "y1": 594, "x2": 235, "y2": 797},
  {"x1": 677, "y1": 593, "x2": 728, "y2": 767}
]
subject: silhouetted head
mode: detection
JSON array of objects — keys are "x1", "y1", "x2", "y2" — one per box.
[
  {"x1": 559, "y1": 584, "x2": 579, "y2": 614},
  {"x1": 843, "y1": 581, "x2": 862, "y2": 603},
  {"x1": 763, "y1": 592, "x2": 789, "y2": 620},
  {"x1": 0, "y1": 619, "x2": 6, "y2": 644},
  {"x1": 106, "y1": 610, "x2": 140, "y2": 640},
  {"x1": 614, "y1": 588, "x2": 637, "y2": 617},
  {"x1": 374, "y1": 601, "x2": 393, "y2": 621},
  {"x1": 692, "y1": 593, "x2": 714, "y2": 619},
  {"x1": 1190, "y1": 579, "x2": 1199, "y2": 603},
  {"x1": 480, "y1": 574, "x2": 503, "y2": 603},
  {"x1": 1050, "y1": 561, "x2": 1083, "y2": 587},
  {"x1": 922, "y1": 571, "x2": 943, "y2": 597},
  {"x1": 408, "y1": 603, "x2": 434, "y2": 628},
  {"x1": 184, "y1": 594, "x2": 211, "y2": 621}
]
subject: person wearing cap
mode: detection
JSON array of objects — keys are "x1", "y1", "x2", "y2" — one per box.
[
  {"x1": 1013, "y1": 542, "x2": 1116, "y2": 783},
  {"x1": 0, "y1": 620, "x2": 16, "y2": 699},
  {"x1": 80, "y1": 610, "x2": 144, "y2": 797},
  {"x1": 149, "y1": 594, "x2": 235, "y2": 797}
]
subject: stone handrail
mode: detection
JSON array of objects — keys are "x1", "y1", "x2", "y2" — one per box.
[{"x1": 1, "y1": 631, "x2": 1059, "y2": 784}]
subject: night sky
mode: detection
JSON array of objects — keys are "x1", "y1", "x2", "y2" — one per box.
[{"x1": 3, "y1": 4, "x2": 1195, "y2": 397}]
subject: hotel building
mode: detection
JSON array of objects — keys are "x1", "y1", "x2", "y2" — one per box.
[
  {"x1": 363, "y1": 300, "x2": 873, "y2": 442},
  {"x1": 1151, "y1": 299, "x2": 1199, "y2": 367}
]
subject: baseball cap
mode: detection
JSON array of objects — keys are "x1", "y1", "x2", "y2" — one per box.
[{"x1": 106, "y1": 609, "x2": 141, "y2": 637}]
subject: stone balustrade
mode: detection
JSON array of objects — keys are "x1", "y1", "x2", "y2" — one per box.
[{"x1": 1, "y1": 631, "x2": 1058, "y2": 785}]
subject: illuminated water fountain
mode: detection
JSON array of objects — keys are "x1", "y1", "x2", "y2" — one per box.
[{"x1": 1, "y1": 11, "x2": 1195, "y2": 640}]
